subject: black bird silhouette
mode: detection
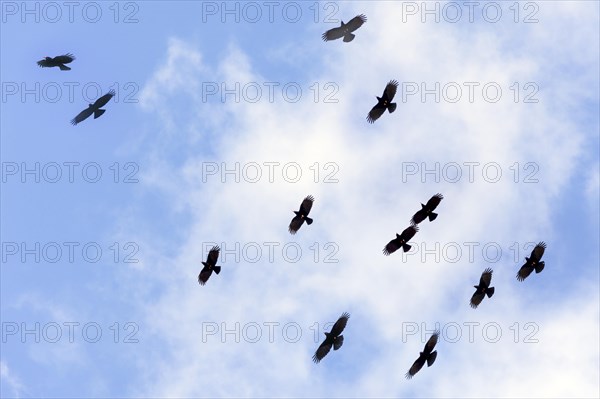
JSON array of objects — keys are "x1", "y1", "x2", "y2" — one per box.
[
  {"x1": 313, "y1": 312, "x2": 350, "y2": 363},
  {"x1": 383, "y1": 225, "x2": 419, "y2": 255},
  {"x1": 198, "y1": 245, "x2": 221, "y2": 286},
  {"x1": 516, "y1": 242, "x2": 546, "y2": 281},
  {"x1": 322, "y1": 14, "x2": 367, "y2": 42},
  {"x1": 406, "y1": 331, "x2": 439, "y2": 379},
  {"x1": 70, "y1": 90, "x2": 115, "y2": 125},
  {"x1": 289, "y1": 195, "x2": 314, "y2": 234},
  {"x1": 470, "y1": 268, "x2": 495, "y2": 308},
  {"x1": 37, "y1": 53, "x2": 75, "y2": 70},
  {"x1": 367, "y1": 80, "x2": 398, "y2": 123},
  {"x1": 411, "y1": 194, "x2": 443, "y2": 225}
]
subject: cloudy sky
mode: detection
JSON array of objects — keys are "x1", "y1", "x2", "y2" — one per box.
[{"x1": 1, "y1": 0, "x2": 599, "y2": 398}]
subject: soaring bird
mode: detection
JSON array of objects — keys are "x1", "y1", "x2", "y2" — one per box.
[
  {"x1": 406, "y1": 331, "x2": 439, "y2": 379},
  {"x1": 367, "y1": 80, "x2": 398, "y2": 123},
  {"x1": 383, "y1": 225, "x2": 419, "y2": 255},
  {"x1": 411, "y1": 194, "x2": 443, "y2": 225},
  {"x1": 313, "y1": 312, "x2": 350, "y2": 363},
  {"x1": 70, "y1": 90, "x2": 115, "y2": 125},
  {"x1": 198, "y1": 245, "x2": 221, "y2": 286},
  {"x1": 470, "y1": 268, "x2": 495, "y2": 308},
  {"x1": 289, "y1": 195, "x2": 314, "y2": 234},
  {"x1": 516, "y1": 242, "x2": 546, "y2": 281},
  {"x1": 322, "y1": 14, "x2": 367, "y2": 42},
  {"x1": 37, "y1": 53, "x2": 75, "y2": 70}
]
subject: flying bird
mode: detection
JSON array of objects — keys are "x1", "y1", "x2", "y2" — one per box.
[
  {"x1": 313, "y1": 312, "x2": 350, "y2": 363},
  {"x1": 198, "y1": 245, "x2": 221, "y2": 286},
  {"x1": 367, "y1": 80, "x2": 398, "y2": 123},
  {"x1": 406, "y1": 331, "x2": 439, "y2": 379},
  {"x1": 516, "y1": 242, "x2": 546, "y2": 281},
  {"x1": 411, "y1": 194, "x2": 443, "y2": 225},
  {"x1": 37, "y1": 53, "x2": 75, "y2": 70},
  {"x1": 70, "y1": 89, "x2": 115, "y2": 125},
  {"x1": 470, "y1": 268, "x2": 495, "y2": 308},
  {"x1": 383, "y1": 225, "x2": 419, "y2": 255},
  {"x1": 289, "y1": 195, "x2": 314, "y2": 234},
  {"x1": 322, "y1": 14, "x2": 367, "y2": 42}
]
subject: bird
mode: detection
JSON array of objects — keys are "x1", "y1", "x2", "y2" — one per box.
[
  {"x1": 516, "y1": 242, "x2": 546, "y2": 281},
  {"x1": 37, "y1": 53, "x2": 75, "y2": 70},
  {"x1": 411, "y1": 194, "x2": 444, "y2": 225},
  {"x1": 198, "y1": 245, "x2": 221, "y2": 286},
  {"x1": 406, "y1": 331, "x2": 439, "y2": 379},
  {"x1": 289, "y1": 195, "x2": 314, "y2": 234},
  {"x1": 322, "y1": 14, "x2": 367, "y2": 42},
  {"x1": 70, "y1": 90, "x2": 115, "y2": 125},
  {"x1": 470, "y1": 268, "x2": 495, "y2": 308},
  {"x1": 367, "y1": 80, "x2": 398, "y2": 123},
  {"x1": 383, "y1": 225, "x2": 419, "y2": 255},
  {"x1": 313, "y1": 312, "x2": 350, "y2": 363}
]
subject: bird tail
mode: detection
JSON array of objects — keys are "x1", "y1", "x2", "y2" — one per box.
[
  {"x1": 305, "y1": 217, "x2": 313, "y2": 225},
  {"x1": 94, "y1": 109, "x2": 106, "y2": 119},
  {"x1": 402, "y1": 243, "x2": 412, "y2": 253},
  {"x1": 333, "y1": 335, "x2": 344, "y2": 350},
  {"x1": 428, "y1": 212, "x2": 438, "y2": 222},
  {"x1": 427, "y1": 351, "x2": 437, "y2": 367},
  {"x1": 388, "y1": 103, "x2": 397, "y2": 113},
  {"x1": 343, "y1": 33, "x2": 355, "y2": 42},
  {"x1": 535, "y1": 261, "x2": 545, "y2": 273},
  {"x1": 486, "y1": 287, "x2": 495, "y2": 298},
  {"x1": 59, "y1": 64, "x2": 71, "y2": 71},
  {"x1": 213, "y1": 266, "x2": 221, "y2": 275}
]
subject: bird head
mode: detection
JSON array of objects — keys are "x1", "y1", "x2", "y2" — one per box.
[
  {"x1": 396, "y1": 233, "x2": 401, "y2": 239},
  {"x1": 421, "y1": 203, "x2": 426, "y2": 209},
  {"x1": 324, "y1": 332, "x2": 331, "y2": 338},
  {"x1": 474, "y1": 285, "x2": 479, "y2": 289},
  {"x1": 201, "y1": 261, "x2": 208, "y2": 267},
  {"x1": 340, "y1": 21, "x2": 345, "y2": 26},
  {"x1": 293, "y1": 210, "x2": 300, "y2": 216},
  {"x1": 376, "y1": 96, "x2": 381, "y2": 101},
  {"x1": 44, "y1": 56, "x2": 51, "y2": 60}
]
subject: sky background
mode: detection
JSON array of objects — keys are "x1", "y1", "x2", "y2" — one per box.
[{"x1": 1, "y1": 0, "x2": 599, "y2": 398}]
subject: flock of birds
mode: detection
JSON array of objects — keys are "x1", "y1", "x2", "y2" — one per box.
[{"x1": 36, "y1": 12, "x2": 549, "y2": 380}]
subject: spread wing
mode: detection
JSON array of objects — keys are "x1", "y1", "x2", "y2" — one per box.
[
  {"x1": 288, "y1": 215, "x2": 304, "y2": 234},
  {"x1": 37, "y1": 58, "x2": 54, "y2": 68},
  {"x1": 93, "y1": 90, "x2": 116, "y2": 109},
  {"x1": 345, "y1": 14, "x2": 367, "y2": 32},
  {"x1": 198, "y1": 266, "x2": 212, "y2": 286},
  {"x1": 367, "y1": 103, "x2": 386, "y2": 124},
  {"x1": 312, "y1": 340, "x2": 332, "y2": 363},
  {"x1": 383, "y1": 237, "x2": 401, "y2": 256},
  {"x1": 411, "y1": 208, "x2": 427, "y2": 225},
  {"x1": 531, "y1": 242, "x2": 546, "y2": 261},
  {"x1": 426, "y1": 193, "x2": 443, "y2": 211},
  {"x1": 406, "y1": 354, "x2": 426, "y2": 379},
  {"x1": 330, "y1": 312, "x2": 350, "y2": 336},
  {"x1": 470, "y1": 290, "x2": 485, "y2": 308},
  {"x1": 382, "y1": 80, "x2": 399, "y2": 101},
  {"x1": 400, "y1": 225, "x2": 418, "y2": 241},
  {"x1": 424, "y1": 332, "x2": 439, "y2": 353},
  {"x1": 70, "y1": 107, "x2": 94, "y2": 125},
  {"x1": 479, "y1": 268, "x2": 493, "y2": 287},
  {"x1": 516, "y1": 264, "x2": 534, "y2": 281},
  {"x1": 53, "y1": 53, "x2": 75, "y2": 64},
  {"x1": 206, "y1": 245, "x2": 220, "y2": 266},
  {"x1": 300, "y1": 195, "x2": 314, "y2": 215},
  {"x1": 322, "y1": 25, "x2": 345, "y2": 41}
]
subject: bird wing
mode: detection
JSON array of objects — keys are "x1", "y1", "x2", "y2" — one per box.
[
  {"x1": 345, "y1": 14, "x2": 367, "y2": 32},
  {"x1": 207, "y1": 245, "x2": 220, "y2": 266},
  {"x1": 37, "y1": 59, "x2": 54, "y2": 68},
  {"x1": 516, "y1": 264, "x2": 534, "y2": 281},
  {"x1": 411, "y1": 209, "x2": 427, "y2": 225},
  {"x1": 367, "y1": 104, "x2": 386, "y2": 124},
  {"x1": 288, "y1": 215, "x2": 304, "y2": 234},
  {"x1": 70, "y1": 107, "x2": 94, "y2": 125},
  {"x1": 53, "y1": 53, "x2": 75, "y2": 64},
  {"x1": 322, "y1": 26, "x2": 345, "y2": 41},
  {"x1": 312, "y1": 341, "x2": 332, "y2": 363},
  {"x1": 424, "y1": 332, "x2": 439, "y2": 353},
  {"x1": 198, "y1": 266, "x2": 213, "y2": 285},
  {"x1": 330, "y1": 312, "x2": 350, "y2": 336},
  {"x1": 479, "y1": 268, "x2": 493, "y2": 287},
  {"x1": 382, "y1": 80, "x2": 399, "y2": 101},
  {"x1": 93, "y1": 90, "x2": 116, "y2": 109},
  {"x1": 383, "y1": 237, "x2": 401, "y2": 256},
  {"x1": 531, "y1": 242, "x2": 546, "y2": 261},
  {"x1": 470, "y1": 291, "x2": 485, "y2": 308},
  {"x1": 406, "y1": 354, "x2": 427, "y2": 379},
  {"x1": 426, "y1": 193, "x2": 443, "y2": 211},
  {"x1": 300, "y1": 195, "x2": 314, "y2": 215},
  {"x1": 400, "y1": 225, "x2": 418, "y2": 241}
]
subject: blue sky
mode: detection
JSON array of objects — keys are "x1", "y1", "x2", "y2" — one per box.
[{"x1": 1, "y1": 1, "x2": 599, "y2": 398}]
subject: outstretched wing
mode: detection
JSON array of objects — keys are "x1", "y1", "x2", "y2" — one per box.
[
  {"x1": 470, "y1": 290, "x2": 485, "y2": 308},
  {"x1": 345, "y1": 14, "x2": 367, "y2": 32},
  {"x1": 516, "y1": 264, "x2": 534, "y2": 281},
  {"x1": 206, "y1": 245, "x2": 220, "y2": 266},
  {"x1": 300, "y1": 195, "x2": 314, "y2": 215},
  {"x1": 288, "y1": 215, "x2": 304, "y2": 234},
  {"x1": 530, "y1": 242, "x2": 546, "y2": 261},
  {"x1": 312, "y1": 340, "x2": 332, "y2": 363},
  {"x1": 406, "y1": 354, "x2": 426, "y2": 379},
  {"x1": 426, "y1": 193, "x2": 443, "y2": 211},
  {"x1": 70, "y1": 107, "x2": 94, "y2": 125},
  {"x1": 411, "y1": 208, "x2": 427, "y2": 225},
  {"x1": 383, "y1": 237, "x2": 401, "y2": 256},
  {"x1": 479, "y1": 268, "x2": 493, "y2": 288},
  {"x1": 37, "y1": 58, "x2": 54, "y2": 68},
  {"x1": 382, "y1": 80, "x2": 399, "y2": 101},
  {"x1": 322, "y1": 25, "x2": 345, "y2": 41},
  {"x1": 198, "y1": 266, "x2": 212, "y2": 286},
  {"x1": 53, "y1": 53, "x2": 75, "y2": 64},
  {"x1": 330, "y1": 312, "x2": 350, "y2": 336},
  {"x1": 424, "y1": 331, "x2": 439, "y2": 353},
  {"x1": 367, "y1": 103, "x2": 386, "y2": 124},
  {"x1": 400, "y1": 225, "x2": 418, "y2": 241},
  {"x1": 93, "y1": 89, "x2": 116, "y2": 109}
]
